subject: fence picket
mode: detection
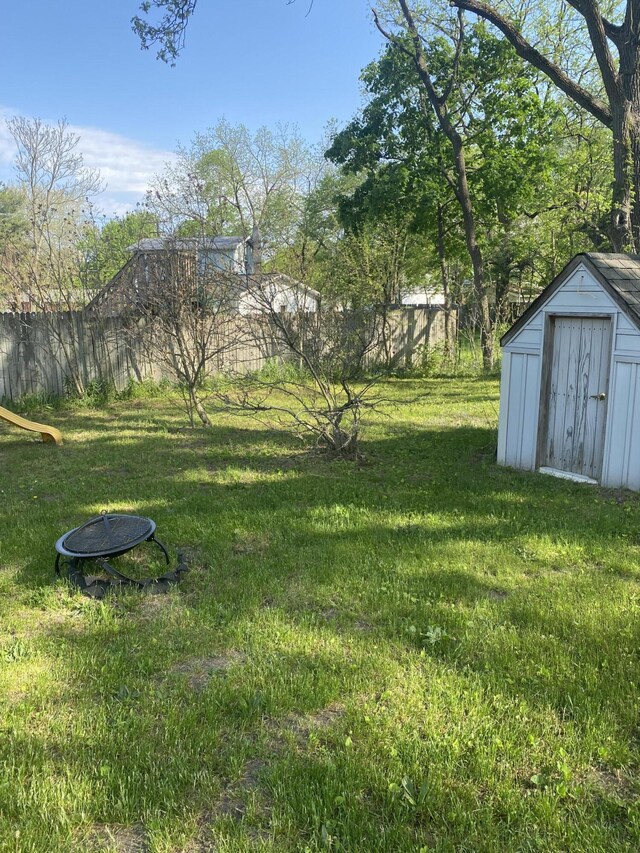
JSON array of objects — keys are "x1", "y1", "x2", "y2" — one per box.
[{"x1": 0, "y1": 307, "x2": 454, "y2": 402}]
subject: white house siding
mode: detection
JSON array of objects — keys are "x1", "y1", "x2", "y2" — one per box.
[
  {"x1": 238, "y1": 282, "x2": 318, "y2": 315},
  {"x1": 401, "y1": 290, "x2": 446, "y2": 306},
  {"x1": 499, "y1": 261, "x2": 640, "y2": 489},
  {"x1": 199, "y1": 247, "x2": 244, "y2": 274}
]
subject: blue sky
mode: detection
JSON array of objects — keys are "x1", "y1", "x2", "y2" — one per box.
[{"x1": 0, "y1": 0, "x2": 384, "y2": 215}]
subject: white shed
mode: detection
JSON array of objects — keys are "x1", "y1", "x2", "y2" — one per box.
[{"x1": 498, "y1": 253, "x2": 640, "y2": 489}]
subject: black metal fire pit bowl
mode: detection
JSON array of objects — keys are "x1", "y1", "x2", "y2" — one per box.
[{"x1": 55, "y1": 512, "x2": 188, "y2": 597}]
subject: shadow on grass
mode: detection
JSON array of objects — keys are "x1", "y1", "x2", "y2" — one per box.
[{"x1": 3, "y1": 411, "x2": 640, "y2": 847}]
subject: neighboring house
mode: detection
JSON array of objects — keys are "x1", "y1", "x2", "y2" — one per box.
[
  {"x1": 87, "y1": 231, "x2": 319, "y2": 317},
  {"x1": 130, "y1": 235, "x2": 254, "y2": 276},
  {"x1": 237, "y1": 273, "x2": 319, "y2": 315},
  {"x1": 498, "y1": 252, "x2": 640, "y2": 490},
  {"x1": 401, "y1": 287, "x2": 446, "y2": 307}
]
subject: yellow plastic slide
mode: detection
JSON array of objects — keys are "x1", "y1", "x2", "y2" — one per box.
[{"x1": 0, "y1": 405, "x2": 63, "y2": 445}]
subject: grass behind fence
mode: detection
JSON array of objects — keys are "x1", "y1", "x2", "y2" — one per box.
[{"x1": 0, "y1": 377, "x2": 639, "y2": 851}]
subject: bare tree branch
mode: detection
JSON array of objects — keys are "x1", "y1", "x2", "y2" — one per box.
[{"x1": 449, "y1": 0, "x2": 612, "y2": 126}]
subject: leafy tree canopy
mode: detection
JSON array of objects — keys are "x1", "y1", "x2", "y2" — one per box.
[{"x1": 84, "y1": 209, "x2": 159, "y2": 285}]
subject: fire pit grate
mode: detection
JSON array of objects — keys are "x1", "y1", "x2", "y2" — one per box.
[
  {"x1": 58, "y1": 514, "x2": 160, "y2": 559},
  {"x1": 55, "y1": 512, "x2": 188, "y2": 598}
]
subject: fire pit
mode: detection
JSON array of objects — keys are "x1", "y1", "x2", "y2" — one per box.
[{"x1": 55, "y1": 512, "x2": 187, "y2": 597}]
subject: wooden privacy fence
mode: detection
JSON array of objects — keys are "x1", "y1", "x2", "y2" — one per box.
[{"x1": 0, "y1": 306, "x2": 455, "y2": 402}]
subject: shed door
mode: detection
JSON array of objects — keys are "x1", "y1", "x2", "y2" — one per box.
[{"x1": 540, "y1": 315, "x2": 612, "y2": 479}]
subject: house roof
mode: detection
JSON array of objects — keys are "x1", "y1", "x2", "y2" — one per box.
[
  {"x1": 127, "y1": 236, "x2": 247, "y2": 253},
  {"x1": 501, "y1": 252, "x2": 640, "y2": 347}
]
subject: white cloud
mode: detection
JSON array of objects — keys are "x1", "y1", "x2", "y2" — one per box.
[
  {"x1": 97, "y1": 195, "x2": 146, "y2": 218},
  {"x1": 68, "y1": 123, "x2": 176, "y2": 194},
  {"x1": 0, "y1": 106, "x2": 176, "y2": 212}
]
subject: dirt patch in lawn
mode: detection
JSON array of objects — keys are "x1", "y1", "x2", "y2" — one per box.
[
  {"x1": 582, "y1": 767, "x2": 636, "y2": 801},
  {"x1": 215, "y1": 758, "x2": 266, "y2": 820},
  {"x1": 177, "y1": 544, "x2": 208, "y2": 567},
  {"x1": 201, "y1": 702, "x2": 344, "y2": 827},
  {"x1": 136, "y1": 589, "x2": 190, "y2": 621},
  {"x1": 318, "y1": 607, "x2": 371, "y2": 633},
  {"x1": 319, "y1": 607, "x2": 339, "y2": 621},
  {"x1": 193, "y1": 759, "x2": 271, "y2": 848},
  {"x1": 82, "y1": 823, "x2": 148, "y2": 852},
  {"x1": 487, "y1": 588, "x2": 509, "y2": 601},
  {"x1": 171, "y1": 651, "x2": 245, "y2": 689},
  {"x1": 289, "y1": 702, "x2": 344, "y2": 735},
  {"x1": 265, "y1": 701, "x2": 345, "y2": 748},
  {"x1": 231, "y1": 531, "x2": 270, "y2": 556}
]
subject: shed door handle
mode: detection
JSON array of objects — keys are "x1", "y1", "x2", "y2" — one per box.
[{"x1": 590, "y1": 392, "x2": 606, "y2": 400}]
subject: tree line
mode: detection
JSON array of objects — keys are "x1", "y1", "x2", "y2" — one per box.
[{"x1": 0, "y1": 0, "x2": 629, "y2": 375}]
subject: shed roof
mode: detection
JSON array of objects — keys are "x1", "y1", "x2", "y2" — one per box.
[{"x1": 501, "y1": 253, "x2": 640, "y2": 347}]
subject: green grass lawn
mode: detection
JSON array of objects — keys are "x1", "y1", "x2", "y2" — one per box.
[{"x1": 1, "y1": 377, "x2": 640, "y2": 852}]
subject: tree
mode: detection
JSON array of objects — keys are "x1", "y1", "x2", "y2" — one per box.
[
  {"x1": 85, "y1": 209, "x2": 159, "y2": 286},
  {"x1": 131, "y1": 0, "x2": 640, "y2": 252},
  {"x1": 371, "y1": 2, "x2": 507, "y2": 368},
  {"x1": 213, "y1": 275, "x2": 387, "y2": 457},
  {"x1": 327, "y1": 42, "x2": 461, "y2": 345},
  {"x1": 334, "y1": 14, "x2": 569, "y2": 341},
  {"x1": 0, "y1": 185, "x2": 28, "y2": 304},
  {"x1": 146, "y1": 119, "x2": 312, "y2": 260},
  {"x1": 0, "y1": 117, "x2": 102, "y2": 395},
  {"x1": 130, "y1": 241, "x2": 249, "y2": 427},
  {"x1": 264, "y1": 128, "x2": 351, "y2": 285},
  {"x1": 0, "y1": 185, "x2": 26, "y2": 249},
  {"x1": 132, "y1": 0, "x2": 199, "y2": 64},
  {"x1": 445, "y1": 0, "x2": 640, "y2": 252}
]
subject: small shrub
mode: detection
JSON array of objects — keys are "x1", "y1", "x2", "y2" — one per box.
[
  {"x1": 116, "y1": 378, "x2": 172, "y2": 401},
  {"x1": 250, "y1": 357, "x2": 312, "y2": 384},
  {"x1": 4, "y1": 391, "x2": 61, "y2": 414}
]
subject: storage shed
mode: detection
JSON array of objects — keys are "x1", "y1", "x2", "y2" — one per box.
[{"x1": 498, "y1": 253, "x2": 640, "y2": 489}]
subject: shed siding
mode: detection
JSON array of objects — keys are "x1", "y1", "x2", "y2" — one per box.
[
  {"x1": 541, "y1": 284, "x2": 615, "y2": 314},
  {"x1": 602, "y1": 359, "x2": 640, "y2": 489},
  {"x1": 499, "y1": 350, "x2": 540, "y2": 470},
  {"x1": 559, "y1": 269, "x2": 604, "y2": 292},
  {"x1": 504, "y1": 266, "x2": 639, "y2": 357},
  {"x1": 506, "y1": 325, "x2": 542, "y2": 350},
  {"x1": 500, "y1": 254, "x2": 640, "y2": 489},
  {"x1": 504, "y1": 268, "x2": 619, "y2": 355}
]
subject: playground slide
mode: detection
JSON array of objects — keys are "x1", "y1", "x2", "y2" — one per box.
[{"x1": 0, "y1": 405, "x2": 63, "y2": 445}]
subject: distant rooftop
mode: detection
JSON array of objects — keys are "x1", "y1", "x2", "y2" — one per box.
[{"x1": 127, "y1": 236, "x2": 247, "y2": 253}]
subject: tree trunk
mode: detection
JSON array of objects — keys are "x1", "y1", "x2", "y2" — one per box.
[
  {"x1": 449, "y1": 133, "x2": 493, "y2": 369},
  {"x1": 618, "y1": 21, "x2": 640, "y2": 251},
  {"x1": 190, "y1": 388, "x2": 211, "y2": 427},
  {"x1": 380, "y1": 1, "x2": 494, "y2": 369},
  {"x1": 436, "y1": 204, "x2": 454, "y2": 358},
  {"x1": 610, "y1": 101, "x2": 635, "y2": 251}
]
